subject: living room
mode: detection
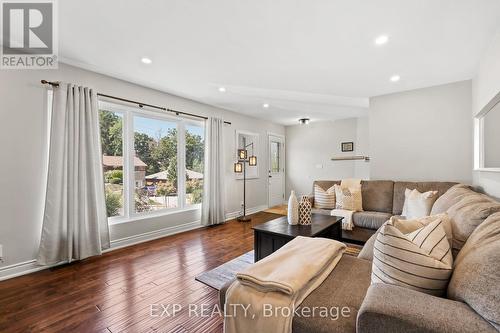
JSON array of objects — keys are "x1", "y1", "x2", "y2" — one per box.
[{"x1": 0, "y1": 1, "x2": 499, "y2": 332}]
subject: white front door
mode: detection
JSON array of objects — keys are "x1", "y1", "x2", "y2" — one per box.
[{"x1": 268, "y1": 134, "x2": 285, "y2": 207}]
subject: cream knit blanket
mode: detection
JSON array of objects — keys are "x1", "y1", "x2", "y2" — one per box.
[{"x1": 224, "y1": 236, "x2": 346, "y2": 333}]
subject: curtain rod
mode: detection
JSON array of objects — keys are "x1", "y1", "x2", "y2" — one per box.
[{"x1": 41, "y1": 80, "x2": 231, "y2": 125}]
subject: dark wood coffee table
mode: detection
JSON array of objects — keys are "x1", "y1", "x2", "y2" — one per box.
[{"x1": 252, "y1": 214, "x2": 343, "y2": 262}]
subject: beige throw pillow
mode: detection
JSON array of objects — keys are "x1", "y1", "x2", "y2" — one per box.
[
  {"x1": 402, "y1": 188, "x2": 438, "y2": 219},
  {"x1": 314, "y1": 184, "x2": 336, "y2": 209},
  {"x1": 372, "y1": 217, "x2": 453, "y2": 296},
  {"x1": 334, "y1": 184, "x2": 363, "y2": 211},
  {"x1": 391, "y1": 214, "x2": 453, "y2": 247}
]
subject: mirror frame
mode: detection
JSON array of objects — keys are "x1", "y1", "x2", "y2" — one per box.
[{"x1": 474, "y1": 89, "x2": 500, "y2": 173}]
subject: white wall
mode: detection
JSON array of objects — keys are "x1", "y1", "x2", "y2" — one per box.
[
  {"x1": 354, "y1": 116, "x2": 370, "y2": 179},
  {"x1": 369, "y1": 80, "x2": 473, "y2": 183},
  {"x1": 285, "y1": 117, "x2": 369, "y2": 197},
  {"x1": 472, "y1": 28, "x2": 500, "y2": 199},
  {"x1": 0, "y1": 64, "x2": 284, "y2": 273}
]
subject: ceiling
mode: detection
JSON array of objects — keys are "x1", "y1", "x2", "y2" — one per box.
[{"x1": 59, "y1": 0, "x2": 500, "y2": 125}]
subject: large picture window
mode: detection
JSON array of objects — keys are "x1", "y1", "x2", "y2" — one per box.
[{"x1": 99, "y1": 101, "x2": 205, "y2": 223}]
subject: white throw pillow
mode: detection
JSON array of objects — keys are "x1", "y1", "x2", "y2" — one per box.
[
  {"x1": 314, "y1": 185, "x2": 336, "y2": 209},
  {"x1": 334, "y1": 184, "x2": 363, "y2": 212},
  {"x1": 372, "y1": 217, "x2": 453, "y2": 296},
  {"x1": 391, "y1": 213, "x2": 453, "y2": 247},
  {"x1": 402, "y1": 188, "x2": 438, "y2": 219}
]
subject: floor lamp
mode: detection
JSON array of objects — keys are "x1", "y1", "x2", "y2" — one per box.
[{"x1": 234, "y1": 142, "x2": 257, "y2": 222}]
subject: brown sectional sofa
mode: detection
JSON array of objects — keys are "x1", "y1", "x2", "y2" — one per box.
[
  {"x1": 220, "y1": 183, "x2": 500, "y2": 333},
  {"x1": 310, "y1": 180, "x2": 457, "y2": 243}
]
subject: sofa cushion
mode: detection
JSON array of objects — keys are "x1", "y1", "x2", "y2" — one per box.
[
  {"x1": 335, "y1": 184, "x2": 363, "y2": 211},
  {"x1": 314, "y1": 184, "x2": 336, "y2": 209},
  {"x1": 372, "y1": 218, "x2": 453, "y2": 296},
  {"x1": 293, "y1": 255, "x2": 372, "y2": 333},
  {"x1": 402, "y1": 188, "x2": 438, "y2": 219},
  {"x1": 361, "y1": 180, "x2": 394, "y2": 213},
  {"x1": 357, "y1": 214, "x2": 453, "y2": 262},
  {"x1": 430, "y1": 184, "x2": 472, "y2": 215},
  {"x1": 393, "y1": 181, "x2": 457, "y2": 215},
  {"x1": 311, "y1": 208, "x2": 332, "y2": 215},
  {"x1": 352, "y1": 211, "x2": 392, "y2": 230},
  {"x1": 358, "y1": 231, "x2": 379, "y2": 261},
  {"x1": 448, "y1": 212, "x2": 500, "y2": 331},
  {"x1": 446, "y1": 194, "x2": 500, "y2": 255}
]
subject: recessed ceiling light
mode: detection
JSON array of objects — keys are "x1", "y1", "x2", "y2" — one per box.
[
  {"x1": 218, "y1": 87, "x2": 226, "y2": 92},
  {"x1": 390, "y1": 75, "x2": 401, "y2": 82},
  {"x1": 141, "y1": 57, "x2": 152, "y2": 64},
  {"x1": 375, "y1": 35, "x2": 389, "y2": 45},
  {"x1": 299, "y1": 118, "x2": 310, "y2": 125},
  {"x1": 263, "y1": 103, "x2": 270, "y2": 108}
]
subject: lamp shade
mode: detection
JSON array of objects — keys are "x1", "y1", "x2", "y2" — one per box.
[
  {"x1": 238, "y1": 149, "x2": 247, "y2": 160},
  {"x1": 249, "y1": 155, "x2": 257, "y2": 166},
  {"x1": 234, "y1": 162, "x2": 243, "y2": 173}
]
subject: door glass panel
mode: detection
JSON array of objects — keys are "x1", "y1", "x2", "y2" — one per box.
[
  {"x1": 134, "y1": 116, "x2": 178, "y2": 212},
  {"x1": 271, "y1": 141, "x2": 280, "y2": 173}
]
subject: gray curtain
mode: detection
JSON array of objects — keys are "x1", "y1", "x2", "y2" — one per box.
[
  {"x1": 37, "y1": 83, "x2": 110, "y2": 265},
  {"x1": 201, "y1": 117, "x2": 226, "y2": 226}
]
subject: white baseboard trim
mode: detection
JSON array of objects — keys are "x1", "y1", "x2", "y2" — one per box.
[
  {"x1": 0, "y1": 259, "x2": 45, "y2": 282},
  {"x1": 0, "y1": 221, "x2": 203, "y2": 281},
  {"x1": 225, "y1": 204, "x2": 269, "y2": 221},
  {"x1": 108, "y1": 220, "x2": 203, "y2": 250}
]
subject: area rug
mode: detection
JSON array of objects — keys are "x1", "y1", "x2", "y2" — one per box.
[{"x1": 196, "y1": 244, "x2": 362, "y2": 291}]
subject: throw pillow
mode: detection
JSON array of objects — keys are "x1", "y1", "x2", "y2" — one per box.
[
  {"x1": 372, "y1": 218, "x2": 453, "y2": 296},
  {"x1": 402, "y1": 188, "x2": 438, "y2": 219},
  {"x1": 391, "y1": 214, "x2": 453, "y2": 246},
  {"x1": 334, "y1": 184, "x2": 363, "y2": 211},
  {"x1": 314, "y1": 184, "x2": 336, "y2": 209}
]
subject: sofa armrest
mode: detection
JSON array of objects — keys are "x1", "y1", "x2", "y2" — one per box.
[
  {"x1": 357, "y1": 230, "x2": 378, "y2": 261},
  {"x1": 357, "y1": 284, "x2": 496, "y2": 333}
]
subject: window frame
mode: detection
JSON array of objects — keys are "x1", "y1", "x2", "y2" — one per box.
[{"x1": 99, "y1": 100, "x2": 205, "y2": 225}]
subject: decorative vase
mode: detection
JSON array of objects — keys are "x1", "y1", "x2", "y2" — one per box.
[
  {"x1": 287, "y1": 191, "x2": 299, "y2": 225},
  {"x1": 299, "y1": 195, "x2": 312, "y2": 225}
]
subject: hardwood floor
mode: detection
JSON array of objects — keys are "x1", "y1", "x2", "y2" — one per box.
[{"x1": 0, "y1": 212, "x2": 282, "y2": 333}]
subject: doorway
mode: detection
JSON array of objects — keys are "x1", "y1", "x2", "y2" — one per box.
[{"x1": 268, "y1": 134, "x2": 285, "y2": 208}]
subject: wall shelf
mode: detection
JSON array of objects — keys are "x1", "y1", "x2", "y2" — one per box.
[{"x1": 331, "y1": 156, "x2": 370, "y2": 162}]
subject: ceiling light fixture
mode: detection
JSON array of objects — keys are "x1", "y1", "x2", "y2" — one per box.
[
  {"x1": 218, "y1": 87, "x2": 226, "y2": 92},
  {"x1": 263, "y1": 103, "x2": 270, "y2": 108},
  {"x1": 141, "y1": 57, "x2": 152, "y2": 64},
  {"x1": 390, "y1": 75, "x2": 401, "y2": 82},
  {"x1": 298, "y1": 118, "x2": 310, "y2": 125},
  {"x1": 375, "y1": 35, "x2": 389, "y2": 45}
]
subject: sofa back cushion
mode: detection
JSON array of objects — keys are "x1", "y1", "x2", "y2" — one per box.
[
  {"x1": 430, "y1": 184, "x2": 472, "y2": 215},
  {"x1": 448, "y1": 212, "x2": 500, "y2": 331},
  {"x1": 313, "y1": 180, "x2": 394, "y2": 213},
  {"x1": 446, "y1": 193, "x2": 500, "y2": 255},
  {"x1": 393, "y1": 181, "x2": 457, "y2": 215},
  {"x1": 360, "y1": 180, "x2": 394, "y2": 213}
]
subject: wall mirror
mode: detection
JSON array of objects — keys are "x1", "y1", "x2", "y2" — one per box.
[{"x1": 475, "y1": 90, "x2": 500, "y2": 172}]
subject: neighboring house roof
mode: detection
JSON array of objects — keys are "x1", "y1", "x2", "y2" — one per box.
[
  {"x1": 102, "y1": 155, "x2": 147, "y2": 167},
  {"x1": 186, "y1": 169, "x2": 203, "y2": 179},
  {"x1": 145, "y1": 169, "x2": 203, "y2": 180}
]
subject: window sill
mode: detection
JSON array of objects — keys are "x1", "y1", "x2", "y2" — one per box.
[
  {"x1": 474, "y1": 168, "x2": 500, "y2": 173},
  {"x1": 108, "y1": 204, "x2": 201, "y2": 225}
]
